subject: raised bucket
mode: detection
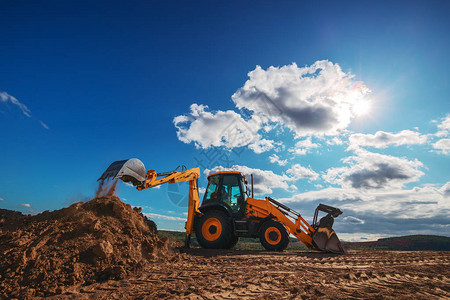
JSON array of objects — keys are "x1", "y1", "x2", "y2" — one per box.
[{"x1": 98, "y1": 158, "x2": 147, "y2": 187}]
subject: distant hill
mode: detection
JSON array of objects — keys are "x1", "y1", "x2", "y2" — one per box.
[
  {"x1": 343, "y1": 235, "x2": 450, "y2": 251},
  {"x1": 159, "y1": 230, "x2": 450, "y2": 251}
]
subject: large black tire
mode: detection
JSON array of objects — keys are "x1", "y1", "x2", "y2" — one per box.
[
  {"x1": 227, "y1": 235, "x2": 239, "y2": 249},
  {"x1": 195, "y1": 210, "x2": 233, "y2": 249},
  {"x1": 259, "y1": 220, "x2": 289, "y2": 251}
]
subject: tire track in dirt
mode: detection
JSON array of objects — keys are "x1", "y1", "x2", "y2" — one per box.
[{"x1": 45, "y1": 250, "x2": 450, "y2": 299}]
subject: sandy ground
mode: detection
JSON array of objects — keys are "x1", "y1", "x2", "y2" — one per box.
[{"x1": 42, "y1": 249, "x2": 449, "y2": 300}]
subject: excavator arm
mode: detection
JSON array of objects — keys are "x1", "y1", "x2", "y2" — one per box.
[
  {"x1": 135, "y1": 166, "x2": 201, "y2": 241},
  {"x1": 98, "y1": 159, "x2": 200, "y2": 246},
  {"x1": 246, "y1": 197, "x2": 345, "y2": 253}
]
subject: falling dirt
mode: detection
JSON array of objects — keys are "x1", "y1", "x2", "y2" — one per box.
[
  {"x1": 95, "y1": 178, "x2": 119, "y2": 198},
  {"x1": 0, "y1": 196, "x2": 174, "y2": 298}
]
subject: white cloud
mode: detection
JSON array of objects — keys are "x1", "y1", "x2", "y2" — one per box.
[
  {"x1": 173, "y1": 104, "x2": 261, "y2": 151},
  {"x1": 0, "y1": 197, "x2": 4, "y2": 201},
  {"x1": 440, "y1": 182, "x2": 450, "y2": 197},
  {"x1": 143, "y1": 212, "x2": 185, "y2": 222},
  {"x1": 199, "y1": 187, "x2": 206, "y2": 194},
  {"x1": 334, "y1": 185, "x2": 450, "y2": 219},
  {"x1": 174, "y1": 61, "x2": 371, "y2": 154},
  {"x1": 326, "y1": 137, "x2": 344, "y2": 146},
  {"x1": 20, "y1": 203, "x2": 31, "y2": 208},
  {"x1": 282, "y1": 187, "x2": 362, "y2": 203},
  {"x1": 281, "y1": 182, "x2": 450, "y2": 219},
  {"x1": 248, "y1": 138, "x2": 275, "y2": 154},
  {"x1": 343, "y1": 216, "x2": 365, "y2": 224},
  {"x1": 286, "y1": 164, "x2": 319, "y2": 181},
  {"x1": 205, "y1": 164, "x2": 317, "y2": 195},
  {"x1": 337, "y1": 233, "x2": 390, "y2": 242},
  {"x1": 323, "y1": 150, "x2": 424, "y2": 189},
  {"x1": 269, "y1": 154, "x2": 287, "y2": 166},
  {"x1": 433, "y1": 138, "x2": 450, "y2": 155},
  {"x1": 289, "y1": 137, "x2": 319, "y2": 155},
  {"x1": 435, "y1": 114, "x2": 450, "y2": 137},
  {"x1": 231, "y1": 60, "x2": 370, "y2": 138},
  {"x1": 348, "y1": 130, "x2": 428, "y2": 150},
  {"x1": 39, "y1": 120, "x2": 49, "y2": 130},
  {"x1": 205, "y1": 165, "x2": 293, "y2": 195},
  {"x1": 0, "y1": 91, "x2": 31, "y2": 117}
]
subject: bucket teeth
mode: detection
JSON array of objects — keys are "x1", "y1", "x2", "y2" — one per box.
[
  {"x1": 99, "y1": 160, "x2": 128, "y2": 180},
  {"x1": 98, "y1": 160, "x2": 125, "y2": 180}
]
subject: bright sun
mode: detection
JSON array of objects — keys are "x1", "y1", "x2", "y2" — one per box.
[{"x1": 353, "y1": 100, "x2": 371, "y2": 116}]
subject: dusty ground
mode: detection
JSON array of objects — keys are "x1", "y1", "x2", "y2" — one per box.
[
  {"x1": 42, "y1": 249, "x2": 449, "y2": 300},
  {"x1": 1, "y1": 193, "x2": 448, "y2": 299}
]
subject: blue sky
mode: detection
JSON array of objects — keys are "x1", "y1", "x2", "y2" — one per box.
[{"x1": 1, "y1": 1, "x2": 449, "y2": 241}]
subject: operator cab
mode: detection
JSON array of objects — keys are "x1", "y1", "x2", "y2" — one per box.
[{"x1": 201, "y1": 172, "x2": 248, "y2": 215}]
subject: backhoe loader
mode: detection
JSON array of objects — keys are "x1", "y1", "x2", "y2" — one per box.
[{"x1": 98, "y1": 158, "x2": 345, "y2": 253}]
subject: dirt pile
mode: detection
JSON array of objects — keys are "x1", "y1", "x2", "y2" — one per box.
[
  {"x1": 0, "y1": 196, "x2": 175, "y2": 298},
  {"x1": 0, "y1": 208, "x2": 25, "y2": 221}
]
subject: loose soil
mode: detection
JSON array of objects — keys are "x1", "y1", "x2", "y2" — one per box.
[
  {"x1": 45, "y1": 249, "x2": 450, "y2": 299},
  {"x1": 0, "y1": 196, "x2": 174, "y2": 298}
]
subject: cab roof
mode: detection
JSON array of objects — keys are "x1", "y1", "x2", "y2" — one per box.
[{"x1": 208, "y1": 171, "x2": 244, "y2": 178}]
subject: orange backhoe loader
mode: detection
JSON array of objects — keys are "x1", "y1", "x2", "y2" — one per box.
[{"x1": 99, "y1": 158, "x2": 345, "y2": 253}]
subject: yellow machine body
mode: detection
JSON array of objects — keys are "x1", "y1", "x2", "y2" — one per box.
[{"x1": 99, "y1": 158, "x2": 345, "y2": 253}]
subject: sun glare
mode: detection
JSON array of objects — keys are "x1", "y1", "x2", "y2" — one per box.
[{"x1": 353, "y1": 100, "x2": 371, "y2": 116}]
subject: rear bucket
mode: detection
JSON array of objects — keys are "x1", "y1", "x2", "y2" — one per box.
[
  {"x1": 312, "y1": 227, "x2": 345, "y2": 254},
  {"x1": 98, "y1": 158, "x2": 147, "y2": 187}
]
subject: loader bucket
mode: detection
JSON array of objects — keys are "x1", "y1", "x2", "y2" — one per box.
[
  {"x1": 312, "y1": 227, "x2": 345, "y2": 254},
  {"x1": 98, "y1": 158, "x2": 147, "y2": 187}
]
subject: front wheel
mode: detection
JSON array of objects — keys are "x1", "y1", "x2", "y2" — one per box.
[
  {"x1": 259, "y1": 220, "x2": 289, "y2": 251},
  {"x1": 195, "y1": 211, "x2": 233, "y2": 249},
  {"x1": 227, "y1": 235, "x2": 239, "y2": 249}
]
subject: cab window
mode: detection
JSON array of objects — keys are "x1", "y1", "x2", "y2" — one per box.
[
  {"x1": 221, "y1": 175, "x2": 243, "y2": 212},
  {"x1": 203, "y1": 176, "x2": 220, "y2": 203}
]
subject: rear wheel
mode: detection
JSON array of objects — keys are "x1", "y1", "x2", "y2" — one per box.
[
  {"x1": 227, "y1": 235, "x2": 239, "y2": 249},
  {"x1": 259, "y1": 220, "x2": 289, "y2": 251},
  {"x1": 195, "y1": 211, "x2": 233, "y2": 249}
]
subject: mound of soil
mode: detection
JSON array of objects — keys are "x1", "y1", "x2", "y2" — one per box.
[
  {"x1": 0, "y1": 196, "x2": 175, "y2": 298},
  {"x1": 0, "y1": 208, "x2": 25, "y2": 221}
]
